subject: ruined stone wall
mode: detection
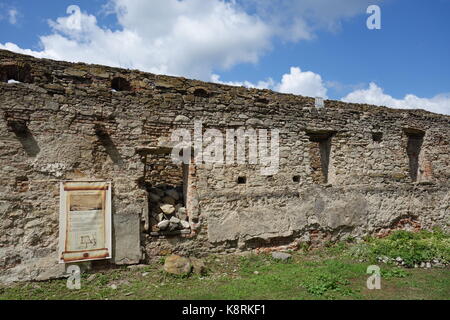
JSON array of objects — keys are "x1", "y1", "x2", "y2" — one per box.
[{"x1": 0, "y1": 49, "x2": 449, "y2": 283}]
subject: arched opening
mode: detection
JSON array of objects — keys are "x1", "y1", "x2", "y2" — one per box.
[
  {"x1": 193, "y1": 88, "x2": 209, "y2": 98},
  {"x1": 255, "y1": 97, "x2": 269, "y2": 104},
  {"x1": 237, "y1": 176, "x2": 247, "y2": 184},
  {"x1": 111, "y1": 77, "x2": 131, "y2": 91},
  {"x1": 0, "y1": 63, "x2": 32, "y2": 83}
]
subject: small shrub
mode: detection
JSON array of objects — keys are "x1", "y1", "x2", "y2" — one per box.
[
  {"x1": 299, "y1": 242, "x2": 310, "y2": 252},
  {"x1": 347, "y1": 243, "x2": 374, "y2": 262},
  {"x1": 389, "y1": 230, "x2": 416, "y2": 241},
  {"x1": 347, "y1": 230, "x2": 450, "y2": 267},
  {"x1": 345, "y1": 236, "x2": 356, "y2": 243},
  {"x1": 301, "y1": 273, "x2": 351, "y2": 296},
  {"x1": 382, "y1": 268, "x2": 410, "y2": 279},
  {"x1": 326, "y1": 242, "x2": 348, "y2": 255}
]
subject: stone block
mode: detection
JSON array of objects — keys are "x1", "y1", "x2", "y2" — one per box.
[{"x1": 112, "y1": 213, "x2": 141, "y2": 265}]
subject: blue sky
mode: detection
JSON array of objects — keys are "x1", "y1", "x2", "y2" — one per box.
[{"x1": 0, "y1": 0, "x2": 449, "y2": 114}]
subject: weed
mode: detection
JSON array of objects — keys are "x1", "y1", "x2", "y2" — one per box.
[
  {"x1": 301, "y1": 273, "x2": 351, "y2": 296},
  {"x1": 298, "y1": 242, "x2": 310, "y2": 252},
  {"x1": 346, "y1": 236, "x2": 356, "y2": 243},
  {"x1": 1, "y1": 234, "x2": 448, "y2": 300},
  {"x1": 325, "y1": 242, "x2": 348, "y2": 255},
  {"x1": 382, "y1": 268, "x2": 410, "y2": 279},
  {"x1": 348, "y1": 230, "x2": 450, "y2": 267}
]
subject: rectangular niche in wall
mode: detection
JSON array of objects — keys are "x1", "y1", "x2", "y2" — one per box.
[
  {"x1": 404, "y1": 128, "x2": 425, "y2": 182},
  {"x1": 306, "y1": 130, "x2": 336, "y2": 184},
  {"x1": 58, "y1": 181, "x2": 112, "y2": 263},
  {"x1": 138, "y1": 146, "x2": 192, "y2": 235},
  {"x1": 372, "y1": 132, "x2": 383, "y2": 143}
]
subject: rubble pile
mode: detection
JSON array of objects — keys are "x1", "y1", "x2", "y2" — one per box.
[{"x1": 149, "y1": 186, "x2": 190, "y2": 232}]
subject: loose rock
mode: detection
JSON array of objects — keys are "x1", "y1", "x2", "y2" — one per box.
[
  {"x1": 180, "y1": 220, "x2": 190, "y2": 229},
  {"x1": 163, "y1": 255, "x2": 192, "y2": 275},
  {"x1": 271, "y1": 252, "x2": 292, "y2": 261},
  {"x1": 170, "y1": 216, "x2": 181, "y2": 224},
  {"x1": 190, "y1": 258, "x2": 207, "y2": 275},
  {"x1": 158, "y1": 220, "x2": 170, "y2": 230},
  {"x1": 160, "y1": 204, "x2": 175, "y2": 215},
  {"x1": 177, "y1": 207, "x2": 187, "y2": 221}
]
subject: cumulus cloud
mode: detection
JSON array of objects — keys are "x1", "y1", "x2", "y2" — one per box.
[
  {"x1": 0, "y1": 0, "x2": 383, "y2": 80},
  {"x1": 8, "y1": 9, "x2": 18, "y2": 25},
  {"x1": 276, "y1": 67, "x2": 328, "y2": 98},
  {"x1": 342, "y1": 82, "x2": 450, "y2": 115},
  {"x1": 212, "y1": 66, "x2": 328, "y2": 98},
  {"x1": 0, "y1": 1, "x2": 271, "y2": 80}
]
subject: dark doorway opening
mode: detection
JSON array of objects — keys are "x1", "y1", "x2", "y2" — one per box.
[
  {"x1": 306, "y1": 130, "x2": 335, "y2": 184},
  {"x1": 404, "y1": 129, "x2": 425, "y2": 182}
]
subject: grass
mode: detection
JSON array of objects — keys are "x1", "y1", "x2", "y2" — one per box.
[
  {"x1": 348, "y1": 228, "x2": 450, "y2": 267},
  {"x1": 0, "y1": 231, "x2": 449, "y2": 300}
]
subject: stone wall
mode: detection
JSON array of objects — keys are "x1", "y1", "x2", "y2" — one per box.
[{"x1": 0, "y1": 49, "x2": 449, "y2": 283}]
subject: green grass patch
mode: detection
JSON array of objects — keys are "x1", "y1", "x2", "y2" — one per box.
[
  {"x1": 0, "y1": 231, "x2": 448, "y2": 300},
  {"x1": 348, "y1": 229, "x2": 450, "y2": 267},
  {"x1": 301, "y1": 273, "x2": 352, "y2": 297}
]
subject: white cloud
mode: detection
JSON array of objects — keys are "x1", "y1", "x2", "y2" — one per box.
[
  {"x1": 342, "y1": 82, "x2": 450, "y2": 115},
  {"x1": 8, "y1": 9, "x2": 18, "y2": 25},
  {"x1": 213, "y1": 73, "x2": 449, "y2": 115},
  {"x1": 241, "y1": 0, "x2": 384, "y2": 41},
  {"x1": 0, "y1": 0, "x2": 384, "y2": 80},
  {"x1": 276, "y1": 67, "x2": 328, "y2": 98},
  {"x1": 211, "y1": 74, "x2": 275, "y2": 90},
  {"x1": 1, "y1": 1, "x2": 447, "y2": 115},
  {"x1": 0, "y1": 1, "x2": 271, "y2": 80},
  {"x1": 0, "y1": 42, "x2": 48, "y2": 58},
  {"x1": 212, "y1": 66, "x2": 328, "y2": 98},
  {"x1": 0, "y1": 5, "x2": 19, "y2": 25}
]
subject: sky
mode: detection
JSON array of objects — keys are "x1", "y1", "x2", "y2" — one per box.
[{"x1": 0, "y1": 0, "x2": 449, "y2": 115}]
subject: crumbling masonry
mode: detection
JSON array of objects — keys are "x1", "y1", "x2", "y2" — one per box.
[{"x1": 0, "y1": 49, "x2": 449, "y2": 283}]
